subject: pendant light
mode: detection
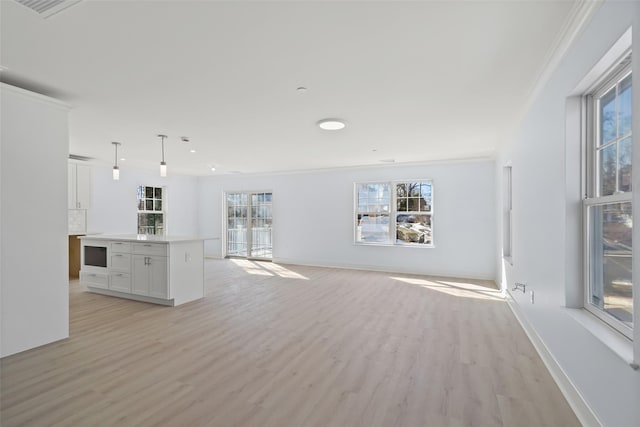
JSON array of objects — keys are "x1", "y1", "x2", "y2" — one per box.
[
  {"x1": 158, "y1": 134, "x2": 167, "y2": 177},
  {"x1": 111, "y1": 141, "x2": 121, "y2": 180}
]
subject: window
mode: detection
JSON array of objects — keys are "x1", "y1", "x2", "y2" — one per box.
[
  {"x1": 355, "y1": 181, "x2": 433, "y2": 246},
  {"x1": 137, "y1": 185, "x2": 165, "y2": 235},
  {"x1": 226, "y1": 192, "x2": 273, "y2": 259},
  {"x1": 584, "y1": 54, "x2": 632, "y2": 338},
  {"x1": 503, "y1": 166, "x2": 513, "y2": 260}
]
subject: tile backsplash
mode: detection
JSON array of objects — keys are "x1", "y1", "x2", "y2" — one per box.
[{"x1": 68, "y1": 209, "x2": 86, "y2": 235}]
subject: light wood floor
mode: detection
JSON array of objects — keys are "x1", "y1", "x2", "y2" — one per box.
[{"x1": 1, "y1": 259, "x2": 580, "y2": 427}]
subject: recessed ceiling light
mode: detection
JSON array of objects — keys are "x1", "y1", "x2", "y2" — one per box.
[
  {"x1": 120, "y1": 158, "x2": 126, "y2": 161},
  {"x1": 296, "y1": 86, "x2": 307, "y2": 92},
  {"x1": 190, "y1": 149, "x2": 196, "y2": 153},
  {"x1": 210, "y1": 166, "x2": 216, "y2": 172},
  {"x1": 317, "y1": 119, "x2": 345, "y2": 130},
  {"x1": 180, "y1": 137, "x2": 190, "y2": 143}
]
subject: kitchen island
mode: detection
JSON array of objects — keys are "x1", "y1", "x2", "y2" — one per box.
[{"x1": 79, "y1": 235, "x2": 204, "y2": 306}]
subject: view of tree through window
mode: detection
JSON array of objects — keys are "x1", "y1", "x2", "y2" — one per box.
[
  {"x1": 355, "y1": 181, "x2": 432, "y2": 246},
  {"x1": 585, "y1": 63, "x2": 633, "y2": 337},
  {"x1": 137, "y1": 186, "x2": 164, "y2": 235},
  {"x1": 598, "y1": 73, "x2": 632, "y2": 196}
]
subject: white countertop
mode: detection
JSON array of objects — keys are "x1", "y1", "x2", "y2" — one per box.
[{"x1": 80, "y1": 234, "x2": 206, "y2": 243}]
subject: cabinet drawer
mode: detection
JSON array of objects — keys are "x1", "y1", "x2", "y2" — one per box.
[
  {"x1": 110, "y1": 242, "x2": 132, "y2": 253},
  {"x1": 80, "y1": 271, "x2": 109, "y2": 289},
  {"x1": 110, "y1": 253, "x2": 131, "y2": 272},
  {"x1": 132, "y1": 243, "x2": 167, "y2": 257},
  {"x1": 110, "y1": 272, "x2": 131, "y2": 293}
]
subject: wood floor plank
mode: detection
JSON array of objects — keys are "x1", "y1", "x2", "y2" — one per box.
[{"x1": 0, "y1": 259, "x2": 580, "y2": 426}]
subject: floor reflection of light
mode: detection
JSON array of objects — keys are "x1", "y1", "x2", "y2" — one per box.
[
  {"x1": 390, "y1": 276, "x2": 503, "y2": 301},
  {"x1": 259, "y1": 262, "x2": 309, "y2": 280},
  {"x1": 230, "y1": 259, "x2": 308, "y2": 280},
  {"x1": 230, "y1": 259, "x2": 273, "y2": 276}
]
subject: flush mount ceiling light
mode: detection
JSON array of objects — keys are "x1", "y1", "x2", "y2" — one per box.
[
  {"x1": 317, "y1": 119, "x2": 346, "y2": 130},
  {"x1": 111, "y1": 142, "x2": 121, "y2": 180},
  {"x1": 157, "y1": 134, "x2": 167, "y2": 177}
]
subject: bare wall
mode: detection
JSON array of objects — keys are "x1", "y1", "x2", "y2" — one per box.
[
  {"x1": 495, "y1": 2, "x2": 640, "y2": 426},
  {"x1": 199, "y1": 160, "x2": 496, "y2": 280}
]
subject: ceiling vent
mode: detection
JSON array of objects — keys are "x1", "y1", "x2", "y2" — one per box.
[
  {"x1": 69, "y1": 154, "x2": 93, "y2": 162},
  {"x1": 13, "y1": 0, "x2": 83, "y2": 19}
]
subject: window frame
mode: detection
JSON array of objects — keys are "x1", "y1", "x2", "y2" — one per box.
[
  {"x1": 136, "y1": 185, "x2": 166, "y2": 236},
  {"x1": 354, "y1": 180, "x2": 434, "y2": 247},
  {"x1": 503, "y1": 165, "x2": 513, "y2": 263},
  {"x1": 582, "y1": 56, "x2": 633, "y2": 339},
  {"x1": 224, "y1": 191, "x2": 273, "y2": 260}
]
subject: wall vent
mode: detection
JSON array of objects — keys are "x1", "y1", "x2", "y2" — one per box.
[
  {"x1": 69, "y1": 154, "x2": 93, "y2": 162},
  {"x1": 13, "y1": 0, "x2": 83, "y2": 19}
]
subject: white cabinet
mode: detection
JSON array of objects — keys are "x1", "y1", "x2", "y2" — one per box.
[
  {"x1": 80, "y1": 236, "x2": 203, "y2": 306},
  {"x1": 68, "y1": 163, "x2": 92, "y2": 209},
  {"x1": 80, "y1": 271, "x2": 108, "y2": 289},
  {"x1": 110, "y1": 253, "x2": 131, "y2": 271},
  {"x1": 132, "y1": 255, "x2": 168, "y2": 298},
  {"x1": 110, "y1": 272, "x2": 131, "y2": 293}
]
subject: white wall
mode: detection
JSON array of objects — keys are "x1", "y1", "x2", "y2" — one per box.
[
  {"x1": 496, "y1": 2, "x2": 640, "y2": 426},
  {"x1": 88, "y1": 164, "x2": 199, "y2": 237},
  {"x1": 0, "y1": 84, "x2": 70, "y2": 357},
  {"x1": 199, "y1": 160, "x2": 496, "y2": 280}
]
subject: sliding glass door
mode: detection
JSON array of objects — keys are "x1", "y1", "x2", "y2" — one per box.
[{"x1": 226, "y1": 192, "x2": 272, "y2": 259}]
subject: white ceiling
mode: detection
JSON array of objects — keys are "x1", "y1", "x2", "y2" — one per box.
[{"x1": 1, "y1": 0, "x2": 582, "y2": 175}]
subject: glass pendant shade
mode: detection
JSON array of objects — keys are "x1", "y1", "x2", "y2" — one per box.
[
  {"x1": 111, "y1": 142, "x2": 121, "y2": 181},
  {"x1": 158, "y1": 134, "x2": 168, "y2": 177}
]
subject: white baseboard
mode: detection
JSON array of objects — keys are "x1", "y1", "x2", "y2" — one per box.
[
  {"x1": 271, "y1": 257, "x2": 496, "y2": 283},
  {"x1": 506, "y1": 297, "x2": 602, "y2": 427}
]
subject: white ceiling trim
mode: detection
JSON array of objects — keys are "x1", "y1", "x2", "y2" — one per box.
[
  {"x1": 500, "y1": 0, "x2": 604, "y2": 149},
  {"x1": 200, "y1": 154, "x2": 497, "y2": 179},
  {"x1": 1, "y1": 82, "x2": 71, "y2": 110}
]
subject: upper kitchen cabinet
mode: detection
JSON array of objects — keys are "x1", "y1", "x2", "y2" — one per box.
[{"x1": 68, "y1": 162, "x2": 92, "y2": 209}]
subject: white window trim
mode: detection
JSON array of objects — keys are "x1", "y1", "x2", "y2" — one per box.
[
  {"x1": 354, "y1": 180, "x2": 434, "y2": 248},
  {"x1": 503, "y1": 164, "x2": 513, "y2": 264},
  {"x1": 581, "y1": 50, "x2": 633, "y2": 340},
  {"x1": 136, "y1": 185, "x2": 167, "y2": 236},
  {"x1": 223, "y1": 190, "x2": 273, "y2": 260}
]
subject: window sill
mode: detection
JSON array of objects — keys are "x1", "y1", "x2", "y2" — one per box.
[
  {"x1": 354, "y1": 242, "x2": 435, "y2": 249},
  {"x1": 564, "y1": 307, "x2": 634, "y2": 366}
]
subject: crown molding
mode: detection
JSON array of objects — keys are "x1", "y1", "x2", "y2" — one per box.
[{"x1": 498, "y1": 0, "x2": 603, "y2": 150}]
